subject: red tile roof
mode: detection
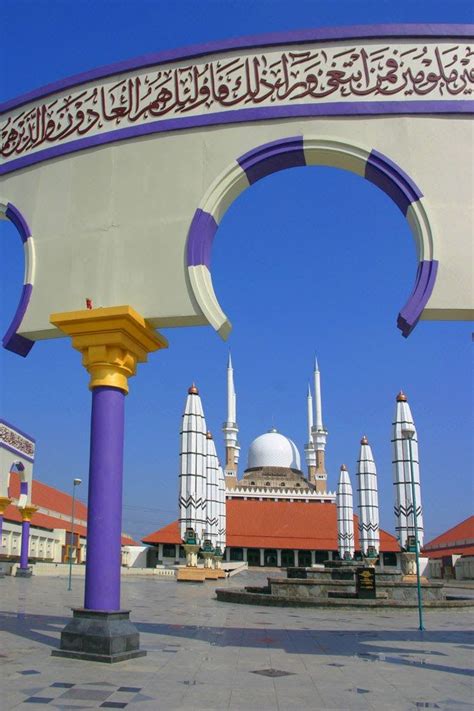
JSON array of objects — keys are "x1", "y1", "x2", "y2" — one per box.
[
  {"x1": 5, "y1": 472, "x2": 137, "y2": 546},
  {"x1": 422, "y1": 515, "x2": 474, "y2": 558},
  {"x1": 142, "y1": 499, "x2": 399, "y2": 551}
]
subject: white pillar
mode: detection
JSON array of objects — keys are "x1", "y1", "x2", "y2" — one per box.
[
  {"x1": 311, "y1": 550, "x2": 316, "y2": 566},
  {"x1": 277, "y1": 550, "x2": 282, "y2": 567},
  {"x1": 260, "y1": 549, "x2": 264, "y2": 566},
  {"x1": 225, "y1": 547, "x2": 230, "y2": 562},
  {"x1": 294, "y1": 550, "x2": 299, "y2": 566},
  {"x1": 243, "y1": 547, "x2": 248, "y2": 562}
]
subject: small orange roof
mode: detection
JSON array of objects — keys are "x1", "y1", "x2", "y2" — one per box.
[
  {"x1": 422, "y1": 515, "x2": 474, "y2": 558},
  {"x1": 142, "y1": 499, "x2": 399, "y2": 551},
  {"x1": 5, "y1": 472, "x2": 137, "y2": 546}
]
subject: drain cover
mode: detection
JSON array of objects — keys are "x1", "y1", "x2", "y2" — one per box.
[{"x1": 251, "y1": 669, "x2": 295, "y2": 678}]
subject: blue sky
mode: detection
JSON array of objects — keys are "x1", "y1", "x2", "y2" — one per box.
[{"x1": 1, "y1": 0, "x2": 473, "y2": 543}]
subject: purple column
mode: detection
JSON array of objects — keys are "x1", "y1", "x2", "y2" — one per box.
[
  {"x1": 19, "y1": 520, "x2": 30, "y2": 569},
  {"x1": 84, "y1": 386, "x2": 125, "y2": 611}
]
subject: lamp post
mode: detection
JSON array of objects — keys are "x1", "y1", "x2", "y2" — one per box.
[
  {"x1": 401, "y1": 426, "x2": 424, "y2": 632},
  {"x1": 67, "y1": 478, "x2": 82, "y2": 591}
]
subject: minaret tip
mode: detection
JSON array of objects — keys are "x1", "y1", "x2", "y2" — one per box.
[
  {"x1": 188, "y1": 383, "x2": 199, "y2": 395},
  {"x1": 314, "y1": 354, "x2": 319, "y2": 372},
  {"x1": 227, "y1": 351, "x2": 233, "y2": 369},
  {"x1": 360, "y1": 435, "x2": 369, "y2": 445},
  {"x1": 340, "y1": 464, "x2": 348, "y2": 471},
  {"x1": 396, "y1": 390, "x2": 407, "y2": 402},
  {"x1": 307, "y1": 382, "x2": 312, "y2": 397}
]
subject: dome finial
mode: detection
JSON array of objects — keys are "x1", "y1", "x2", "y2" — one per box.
[
  {"x1": 396, "y1": 390, "x2": 407, "y2": 402},
  {"x1": 188, "y1": 383, "x2": 199, "y2": 395},
  {"x1": 206, "y1": 431, "x2": 213, "y2": 440},
  {"x1": 361, "y1": 435, "x2": 369, "y2": 445}
]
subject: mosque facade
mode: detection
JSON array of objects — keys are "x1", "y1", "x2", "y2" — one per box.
[{"x1": 143, "y1": 357, "x2": 403, "y2": 568}]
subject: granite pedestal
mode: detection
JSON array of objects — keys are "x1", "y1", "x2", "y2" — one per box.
[{"x1": 51, "y1": 608, "x2": 146, "y2": 663}]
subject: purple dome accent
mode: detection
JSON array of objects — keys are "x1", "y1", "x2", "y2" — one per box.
[
  {"x1": 5, "y1": 203, "x2": 31, "y2": 242},
  {"x1": 397, "y1": 260, "x2": 439, "y2": 337},
  {"x1": 238, "y1": 136, "x2": 305, "y2": 185},
  {"x1": 186, "y1": 209, "x2": 217, "y2": 268},
  {"x1": 2, "y1": 203, "x2": 34, "y2": 357},
  {"x1": 365, "y1": 150, "x2": 423, "y2": 216}
]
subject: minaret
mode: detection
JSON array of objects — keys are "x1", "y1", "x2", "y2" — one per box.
[
  {"x1": 356, "y1": 436, "x2": 380, "y2": 558},
  {"x1": 222, "y1": 353, "x2": 240, "y2": 489},
  {"x1": 392, "y1": 391, "x2": 424, "y2": 550},
  {"x1": 216, "y1": 461, "x2": 226, "y2": 556},
  {"x1": 304, "y1": 383, "x2": 317, "y2": 481},
  {"x1": 311, "y1": 357, "x2": 328, "y2": 493},
  {"x1": 204, "y1": 432, "x2": 219, "y2": 548},
  {"x1": 337, "y1": 465, "x2": 355, "y2": 560},
  {"x1": 178, "y1": 384, "x2": 207, "y2": 546}
]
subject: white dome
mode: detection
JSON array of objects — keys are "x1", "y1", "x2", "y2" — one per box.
[{"x1": 247, "y1": 429, "x2": 301, "y2": 470}]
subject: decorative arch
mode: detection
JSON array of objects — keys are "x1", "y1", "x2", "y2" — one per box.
[
  {"x1": 0, "y1": 200, "x2": 35, "y2": 356},
  {"x1": 186, "y1": 136, "x2": 438, "y2": 338}
]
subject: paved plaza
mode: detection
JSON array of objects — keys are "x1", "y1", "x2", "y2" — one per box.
[{"x1": 0, "y1": 572, "x2": 473, "y2": 710}]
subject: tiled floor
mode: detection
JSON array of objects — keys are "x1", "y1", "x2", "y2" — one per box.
[{"x1": 0, "y1": 573, "x2": 472, "y2": 709}]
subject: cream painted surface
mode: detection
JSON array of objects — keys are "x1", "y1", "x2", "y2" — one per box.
[{"x1": 2, "y1": 115, "x2": 473, "y2": 340}]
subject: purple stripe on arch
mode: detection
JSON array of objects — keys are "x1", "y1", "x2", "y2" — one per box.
[
  {"x1": 397, "y1": 260, "x2": 439, "y2": 337},
  {"x1": 238, "y1": 136, "x2": 306, "y2": 185},
  {"x1": 5, "y1": 203, "x2": 31, "y2": 242},
  {"x1": 2, "y1": 283, "x2": 34, "y2": 357},
  {"x1": 365, "y1": 150, "x2": 423, "y2": 216},
  {"x1": 186, "y1": 209, "x2": 218, "y2": 268}
]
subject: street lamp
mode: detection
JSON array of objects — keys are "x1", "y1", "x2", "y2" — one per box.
[
  {"x1": 67, "y1": 478, "x2": 82, "y2": 591},
  {"x1": 401, "y1": 425, "x2": 424, "y2": 631}
]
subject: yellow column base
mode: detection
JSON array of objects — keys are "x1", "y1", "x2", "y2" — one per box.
[
  {"x1": 19, "y1": 505, "x2": 38, "y2": 522},
  {"x1": 50, "y1": 306, "x2": 168, "y2": 393},
  {"x1": 0, "y1": 497, "x2": 12, "y2": 516}
]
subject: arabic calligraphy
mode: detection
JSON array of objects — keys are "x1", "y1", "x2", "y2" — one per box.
[
  {"x1": 0, "y1": 424, "x2": 35, "y2": 458},
  {"x1": 2, "y1": 40, "x2": 473, "y2": 162}
]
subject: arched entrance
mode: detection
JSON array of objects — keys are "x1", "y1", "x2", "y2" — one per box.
[{"x1": 186, "y1": 136, "x2": 437, "y2": 339}]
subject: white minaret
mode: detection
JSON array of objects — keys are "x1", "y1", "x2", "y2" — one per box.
[
  {"x1": 178, "y1": 384, "x2": 207, "y2": 545},
  {"x1": 337, "y1": 465, "x2": 355, "y2": 560},
  {"x1": 222, "y1": 352, "x2": 240, "y2": 489},
  {"x1": 216, "y1": 461, "x2": 226, "y2": 556},
  {"x1": 356, "y1": 436, "x2": 380, "y2": 557},
  {"x1": 304, "y1": 383, "x2": 316, "y2": 479},
  {"x1": 311, "y1": 356, "x2": 328, "y2": 493},
  {"x1": 204, "y1": 432, "x2": 219, "y2": 548},
  {"x1": 392, "y1": 391, "x2": 424, "y2": 550}
]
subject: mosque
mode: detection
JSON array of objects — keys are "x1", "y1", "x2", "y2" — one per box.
[{"x1": 143, "y1": 357, "x2": 400, "y2": 568}]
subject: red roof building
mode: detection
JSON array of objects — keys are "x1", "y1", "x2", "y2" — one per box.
[
  {"x1": 143, "y1": 499, "x2": 399, "y2": 568},
  {"x1": 422, "y1": 516, "x2": 474, "y2": 559},
  {"x1": 1, "y1": 472, "x2": 137, "y2": 567}
]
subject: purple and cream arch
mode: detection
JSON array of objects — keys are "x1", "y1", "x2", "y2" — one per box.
[
  {"x1": 0, "y1": 200, "x2": 35, "y2": 356},
  {"x1": 186, "y1": 135, "x2": 438, "y2": 338}
]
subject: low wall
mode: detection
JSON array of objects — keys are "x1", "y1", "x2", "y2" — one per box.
[
  {"x1": 30, "y1": 563, "x2": 177, "y2": 577},
  {"x1": 269, "y1": 576, "x2": 445, "y2": 602}
]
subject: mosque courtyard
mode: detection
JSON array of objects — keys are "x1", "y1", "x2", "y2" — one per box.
[{"x1": 0, "y1": 572, "x2": 472, "y2": 710}]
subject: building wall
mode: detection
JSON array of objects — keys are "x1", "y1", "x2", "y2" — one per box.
[{"x1": 0, "y1": 520, "x2": 86, "y2": 565}]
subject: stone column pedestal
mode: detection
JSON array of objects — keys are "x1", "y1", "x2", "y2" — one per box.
[{"x1": 51, "y1": 609, "x2": 146, "y2": 663}]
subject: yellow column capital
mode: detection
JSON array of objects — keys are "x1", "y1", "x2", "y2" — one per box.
[
  {"x1": 50, "y1": 306, "x2": 168, "y2": 392},
  {"x1": 0, "y1": 497, "x2": 12, "y2": 516},
  {"x1": 18, "y1": 505, "x2": 38, "y2": 522}
]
